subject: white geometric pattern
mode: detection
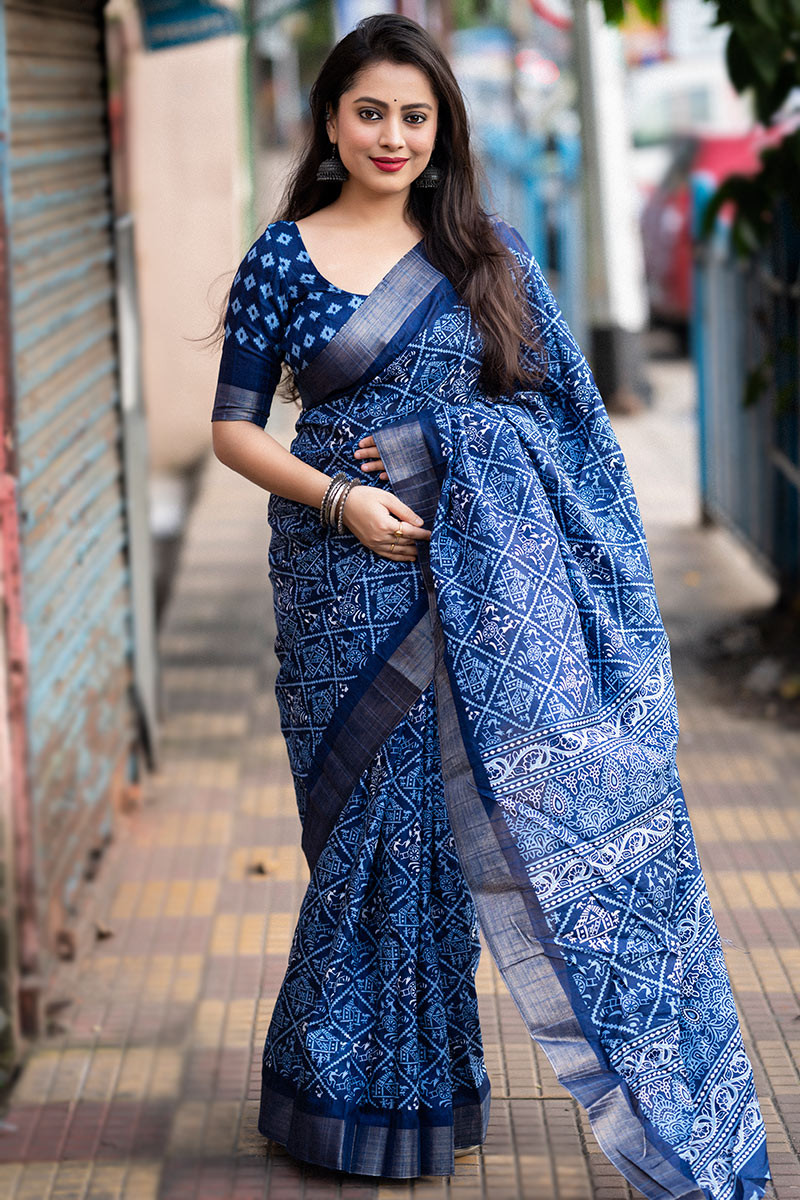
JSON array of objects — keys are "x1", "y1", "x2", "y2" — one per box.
[{"x1": 219, "y1": 214, "x2": 768, "y2": 1197}]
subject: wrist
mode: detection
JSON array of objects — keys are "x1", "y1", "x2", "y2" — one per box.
[
  {"x1": 319, "y1": 472, "x2": 362, "y2": 532},
  {"x1": 339, "y1": 481, "x2": 360, "y2": 526},
  {"x1": 334, "y1": 479, "x2": 362, "y2": 534},
  {"x1": 313, "y1": 473, "x2": 334, "y2": 511}
]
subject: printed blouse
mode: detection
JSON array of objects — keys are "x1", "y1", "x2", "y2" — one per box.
[{"x1": 211, "y1": 220, "x2": 368, "y2": 428}]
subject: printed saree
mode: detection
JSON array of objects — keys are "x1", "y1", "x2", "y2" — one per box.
[{"x1": 258, "y1": 219, "x2": 770, "y2": 1198}]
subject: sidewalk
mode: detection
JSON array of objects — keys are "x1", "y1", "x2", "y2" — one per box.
[{"x1": 0, "y1": 358, "x2": 798, "y2": 1199}]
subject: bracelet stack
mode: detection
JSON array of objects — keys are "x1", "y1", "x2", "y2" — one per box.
[{"x1": 319, "y1": 471, "x2": 360, "y2": 533}]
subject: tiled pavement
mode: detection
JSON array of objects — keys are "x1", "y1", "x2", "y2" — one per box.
[{"x1": 1, "y1": 358, "x2": 799, "y2": 1199}]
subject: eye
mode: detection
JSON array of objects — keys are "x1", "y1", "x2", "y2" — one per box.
[
  {"x1": 405, "y1": 113, "x2": 427, "y2": 125},
  {"x1": 358, "y1": 108, "x2": 382, "y2": 121}
]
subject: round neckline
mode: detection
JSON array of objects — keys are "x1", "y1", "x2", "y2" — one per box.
[{"x1": 288, "y1": 220, "x2": 424, "y2": 300}]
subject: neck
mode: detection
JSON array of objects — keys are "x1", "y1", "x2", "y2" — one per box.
[{"x1": 331, "y1": 180, "x2": 416, "y2": 231}]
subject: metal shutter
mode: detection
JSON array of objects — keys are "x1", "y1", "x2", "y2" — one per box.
[{"x1": 1, "y1": 0, "x2": 137, "y2": 998}]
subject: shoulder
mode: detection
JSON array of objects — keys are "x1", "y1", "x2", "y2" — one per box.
[
  {"x1": 235, "y1": 221, "x2": 300, "y2": 281},
  {"x1": 232, "y1": 222, "x2": 304, "y2": 318},
  {"x1": 262, "y1": 219, "x2": 297, "y2": 257}
]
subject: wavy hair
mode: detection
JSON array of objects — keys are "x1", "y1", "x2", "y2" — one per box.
[{"x1": 275, "y1": 13, "x2": 545, "y2": 399}]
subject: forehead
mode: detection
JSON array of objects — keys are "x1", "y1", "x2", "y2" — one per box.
[{"x1": 343, "y1": 59, "x2": 437, "y2": 105}]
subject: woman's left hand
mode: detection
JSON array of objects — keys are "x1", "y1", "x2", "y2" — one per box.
[{"x1": 354, "y1": 435, "x2": 388, "y2": 481}]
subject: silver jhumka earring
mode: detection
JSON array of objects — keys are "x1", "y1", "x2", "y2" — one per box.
[
  {"x1": 414, "y1": 162, "x2": 443, "y2": 188},
  {"x1": 316, "y1": 142, "x2": 349, "y2": 183}
]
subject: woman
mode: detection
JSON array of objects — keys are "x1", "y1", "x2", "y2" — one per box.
[{"x1": 210, "y1": 13, "x2": 769, "y2": 1198}]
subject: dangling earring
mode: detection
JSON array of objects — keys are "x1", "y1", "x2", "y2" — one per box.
[
  {"x1": 316, "y1": 141, "x2": 349, "y2": 183},
  {"x1": 414, "y1": 162, "x2": 443, "y2": 188}
]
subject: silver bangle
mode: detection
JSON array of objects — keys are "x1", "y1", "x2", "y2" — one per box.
[
  {"x1": 319, "y1": 475, "x2": 333, "y2": 525},
  {"x1": 335, "y1": 478, "x2": 360, "y2": 534},
  {"x1": 328, "y1": 477, "x2": 353, "y2": 531},
  {"x1": 320, "y1": 471, "x2": 346, "y2": 526},
  {"x1": 326, "y1": 476, "x2": 350, "y2": 527}
]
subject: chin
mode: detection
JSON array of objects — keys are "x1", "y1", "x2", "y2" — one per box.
[{"x1": 358, "y1": 174, "x2": 410, "y2": 193}]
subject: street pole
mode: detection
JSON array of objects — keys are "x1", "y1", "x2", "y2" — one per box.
[{"x1": 572, "y1": 0, "x2": 649, "y2": 412}]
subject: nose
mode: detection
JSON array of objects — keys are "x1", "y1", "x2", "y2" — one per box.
[{"x1": 379, "y1": 112, "x2": 406, "y2": 151}]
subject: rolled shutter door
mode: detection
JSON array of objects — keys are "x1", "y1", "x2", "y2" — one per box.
[{"x1": 2, "y1": 0, "x2": 138, "y2": 960}]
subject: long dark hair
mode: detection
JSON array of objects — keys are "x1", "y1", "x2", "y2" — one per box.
[{"x1": 276, "y1": 13, "x2": 545, "y2": 399}]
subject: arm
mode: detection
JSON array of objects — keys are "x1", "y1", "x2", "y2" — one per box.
[
  {"x1": 211, "y1": 229, "x2": 427, "y2": 555},
  {"x1": 211, "y1": 419, "x2": 331, "y2": 510},
  {"x1": 210, "y1": 232, "x2": 339, "y2": 513},
  {"x1": 212, "y1": 419, "x2": 429, "y2": 558}
]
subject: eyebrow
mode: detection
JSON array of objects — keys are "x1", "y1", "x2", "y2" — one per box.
[{"x1": 352, "y1": 95, "x2": 433, "y2": 111}]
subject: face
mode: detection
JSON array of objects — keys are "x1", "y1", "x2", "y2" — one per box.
[{"x1": 326, "y1": 59, "x2": 438, "y2": 195}]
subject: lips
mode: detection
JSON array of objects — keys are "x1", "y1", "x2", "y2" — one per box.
[{"x1": 370, "y1": 157, "x2": 409, "y2": 172}]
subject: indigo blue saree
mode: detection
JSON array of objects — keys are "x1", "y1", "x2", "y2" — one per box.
[{"x1": 211, "y1": 218, "x2": 770, "y2": 1198}]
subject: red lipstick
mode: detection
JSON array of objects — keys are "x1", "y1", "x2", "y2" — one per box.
[{"x1": 370, "y1": 157, "x2": 408, "y2": 173}]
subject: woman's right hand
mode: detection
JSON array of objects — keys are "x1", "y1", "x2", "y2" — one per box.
[{"x1": 339, "y1": 484, "x2": 431, "y2": 561}]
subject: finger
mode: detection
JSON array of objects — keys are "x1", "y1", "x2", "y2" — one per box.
[
  {"x1": 384, "y1": 524, "x2": 431, "y2": 542},
  {"x1": 381, "y1": 518, "x2": 426, "y2": 543},
  {"x1": 379, "y1": 471, "x2": 388, "y2": 481},
  {"x1": 384, "y1": 500, "x2": 430, "y2": 532},
  {"x1": 358, "y1": 459, "x2": 384, "y2": 471},
  {"x1": 354, "y1": 446, "x2": 380, "y2": 459}
]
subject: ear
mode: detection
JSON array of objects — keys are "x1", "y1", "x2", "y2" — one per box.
[{"x1": 325, "y1": 107, "x2": 337, "y2": 143}]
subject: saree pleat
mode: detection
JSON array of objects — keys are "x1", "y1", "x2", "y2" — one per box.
[
  {"x1": 255, "y1": 218, "x2": 770, "y2": 1196},
  {"x1": 259, "y1": 684, "x2": 490, "y2": 1177}
]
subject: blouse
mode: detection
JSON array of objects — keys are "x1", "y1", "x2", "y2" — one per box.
[{"x1": 211, "y1": 220, "x2": 368, "y2": 428}]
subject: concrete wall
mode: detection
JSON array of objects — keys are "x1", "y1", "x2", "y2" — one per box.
[{"x1": 127, "y1": 33, "x2": 246, "y2": 473}]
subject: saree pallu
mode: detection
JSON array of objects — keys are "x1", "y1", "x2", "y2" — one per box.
[{"x1": 260, "y1": 220, "x2": 770, "y2": 1198}]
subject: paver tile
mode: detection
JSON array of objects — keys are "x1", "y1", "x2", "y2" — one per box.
[{"x1": 0, "y1": 358, "x2": 796, "y2": 1197}]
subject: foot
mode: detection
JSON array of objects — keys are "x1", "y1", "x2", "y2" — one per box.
[{"x1": 455, "y1": 1143, "x2": 481, "y2": 1157}]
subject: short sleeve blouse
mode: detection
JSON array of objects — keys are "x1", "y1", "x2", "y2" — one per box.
[{"x1": 210, "y1": 221, "x2": 367, "y2": 428}]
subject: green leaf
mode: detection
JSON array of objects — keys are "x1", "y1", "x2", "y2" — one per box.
[
  {"x1": 732, "y1": 216, "x2": 763, "y2": 257},
  {"x1": 713, "y1": 0, "x2": 742, "y2": 23},
  {"x1": 756, "y1": 59, "x2": 800, "y2": 124},
  {"x1": 601, "y1": 0, "x2": 625, "y2": 22},
  {"x1": 630, "y1": 0, "x2": 663, "y2": 22},
  {"x1": 725, "y1": 30, "x2": 754, "y2": 93},
  {"x1": 698, "y1": 174, "x2": 763, "y2": 242},
  {"x1": 736, "y1": 24, "x2": 783, "y2": 87},
  {"x1": 754, "y1": 84, "x2": 777, "y2": 124},
  {"x1": 699, "y1": 188, "x2": 728, "y2": 240},
  {"x1": 748, "y1": 0, "x2": 780, "y2": 31},
  {"x1": 671, "y1": 10, "x2": 800, "y2": 264}
]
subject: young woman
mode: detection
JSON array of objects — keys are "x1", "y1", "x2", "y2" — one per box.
[{"x1": 210, "y1": 13, "x2": 769, "y2": 1198}]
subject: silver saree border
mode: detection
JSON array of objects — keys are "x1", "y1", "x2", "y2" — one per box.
[
  {"x1": 295, "y1": 243, "x2": 446, "y2": 406},
  {"x1": 371, "y1": 414, "x2": 704, "y2": 1200}
]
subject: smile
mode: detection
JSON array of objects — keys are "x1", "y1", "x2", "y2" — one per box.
[{"x1": 370, "y1": 158, "x2": 409, "y2": 172}]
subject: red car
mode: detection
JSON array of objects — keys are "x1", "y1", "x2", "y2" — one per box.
[{"x1": 640, "y1": 132, "x2": 768, "y2": 330}]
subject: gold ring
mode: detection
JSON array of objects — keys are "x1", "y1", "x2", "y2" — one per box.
[{"x1": 396, "y1": 521, "x2": 405, "y2": 538}]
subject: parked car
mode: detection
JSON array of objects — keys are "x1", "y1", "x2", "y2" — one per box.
[
  {"x1": 627, "y1": 54, "x2": 754, "y2": 218},
  {"x1": 640, "y1": 132, "x2": 766, "y2": 334}
]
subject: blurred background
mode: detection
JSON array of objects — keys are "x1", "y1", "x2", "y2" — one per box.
[{"x1": 0, "y1": 0, "x2": 799, "y2": 1157}]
